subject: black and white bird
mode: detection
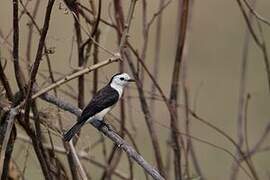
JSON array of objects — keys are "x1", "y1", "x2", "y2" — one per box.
[{"x1": 63, "y1": 73, "x2": 135, "y2": 141}]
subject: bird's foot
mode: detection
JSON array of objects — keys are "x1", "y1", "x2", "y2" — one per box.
[
  {"x1": 117, "y1": 143, "x2": 123, "y2": 148},
  {"x1": 97, "y1": 121, "x2": 113, "y2": 131}
]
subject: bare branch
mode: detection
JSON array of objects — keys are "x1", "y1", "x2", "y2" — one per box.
[
  {"x1": 39, "y1": 93, "x2": 165, "y2": 180},
  {"x1": 168, "y1": 0, "x2": 190, "y2": 178},
  {"x1": 150, "y1": 0, "x2": 165, "y2": 114},
  {"x1": 236, "y1": 0, "x2": 270, "y2": 92},
  {"x1": 147, "y1": 0, "x2": 172, "y2": 28},
  {"x1": 0, "y1": 58, "x2": 13, "y2": 100},
  {"x1": 242, "y1": 0, "x2": 270, "y2": 26},
  {"x1": 230, "y1": 1, "x2": 255, "y2": 178},
  {"x1": 68, "y1": 141, "x2": 88, "y2": 180},
  {"x1": 118, "y1": 0, "x2": 137, "y2": 50},
  {"x1": 13, "y1": 0, "x2": 26, "y2": 94}
]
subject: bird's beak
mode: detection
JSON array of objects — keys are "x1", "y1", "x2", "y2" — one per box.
[{"x1": 127, "y1": 79, "x2": 136, "y2": 82}]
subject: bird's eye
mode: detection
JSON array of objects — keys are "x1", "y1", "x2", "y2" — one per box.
[{"x1": 120, "y1": 77, "x2": 124, "y2": 81}]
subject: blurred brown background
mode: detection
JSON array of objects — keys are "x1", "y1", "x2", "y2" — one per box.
[{"x1": 0, "y1": 0, "x2": 270, "y2": 179}]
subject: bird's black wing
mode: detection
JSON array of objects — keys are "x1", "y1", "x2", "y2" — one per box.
[{"x1": 78, "y1": 85, "x2": 119, "y2": 123}]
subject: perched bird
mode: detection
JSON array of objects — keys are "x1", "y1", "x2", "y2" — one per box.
[{"x1": 63, "y1": 73, "x2": 135, "y2": 141}]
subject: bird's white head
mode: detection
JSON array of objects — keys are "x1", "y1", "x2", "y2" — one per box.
[
  {"x1": 110, "y1": 73, "x2": 135, "y2": 87},
  {"x1": 109, "y1": 73, "x2": 135, "y2": 95}
]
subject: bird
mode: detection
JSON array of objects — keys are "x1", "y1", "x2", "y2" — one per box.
[{"x1": 63, "y1": 73, "x2": 135, "y2": 141}]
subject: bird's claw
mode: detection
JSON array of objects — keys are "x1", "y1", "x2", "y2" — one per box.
[
  {"x1": 97, "y1": 121, "x2": 113, "y2": 131},
  {"x1": 117, "y1": 143, "x2": 123, "y2": 148},
  {"x1": 104, "y1": 122, "x2": 113, "y2": 131}
]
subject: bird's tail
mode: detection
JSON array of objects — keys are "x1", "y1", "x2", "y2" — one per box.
[{"x1": 63, "y1": 121, "x2": 85, "y2": 141}]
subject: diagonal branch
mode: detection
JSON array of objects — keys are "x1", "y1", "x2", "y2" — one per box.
[
  {"x1": 0, "y1": 58, "x2": 13, "y2": 100},
  {"x1": 236, "y1": 0, "x2": 270, "y2": 92},
  {"x1": 39, "y1": 92, "x2": 165, "y2": 180},
  {"x1": 242, "y1": 0, "x2": 270, "y2": 26},
  {"x1": 0, "y1": 108, "x2": 18, "y2": 178}
]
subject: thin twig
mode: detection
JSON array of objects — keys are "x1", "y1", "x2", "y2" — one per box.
[
  {"x1": 25, "y1": 0, "x2": 41, "y2": 73},
  {"x1": 190, "y1": 112, "x2": 255, "y2": 180},
  {"x1": 246, "y1": 122, "x2": 270, "y2": 159},
  {"x1": 118, "y1": 0, "x2": 137, "y2": 50},
  {"x1": 230, "y1": 1, "x2": 254, "y2": 178},
  {"x1": 79, "y1": 0, "x2": 102, "y2": 65},
  {"x1": 180, "y1": 1, "x2": 204, "y2": 178},
  {"x1": 242, "y1": 0, "x2": 270, "y2": 26},
  {"x1": 256, "y1": 20, "x2": 270, "y2": 92},
  {"x1": 147, "y1": 0, "x2": 172, "y2": 28},
  {"x1": 0, "y1": 58, "x2": 13, "y2": 100},
  {"x1": 150, "y1": 0, "x2": 165, "y2": 115},
  {"x1": 153, "y1": 119, "x2": 254, "y2": 180},
  {"x1": 236, "y1": 0, "x2": 270, "y2": 92}
]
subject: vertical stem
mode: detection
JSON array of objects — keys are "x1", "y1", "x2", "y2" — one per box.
[
  {"x1": 180, "y1": 0, "x2": 204, "y2": 179},
  {"x1": 26, "y1": 0, "x2": 41, "y2": 73},
  {"x1": 125, "y1": 50, "x2": 166, "y2": 177},
  {"x1": 182, "y1": 69, "x2": 191, "y2": 179},
  {"x1": 93, "y1": 31, "x2": 100, "y2": 94},
  {"x1": 169, "y1": 0, "x2": 189, "y2": 179},
  {"x1": 150, "y1": 0, "x2": 164, "y2": 114},
  {"x1": 101, "y1": 1, "x2": 133, "y2": 178},
  {"x1": 0, "y1": 1, "x2": 21, "y2": 179},
  {"x1": 13, "y1": 0, "x2": 25, "y2": 94},
  {"x1": 31, "y1": 102, "x2": 55, "y2": 179},
  {"x1": 230, "y1": 1, "x2": 259, "y2": 180},
  {"x1": 74, "y1": 16, "x2": 85, "y2": 110},
  {"x1": 23, "y1": 0, "x2": 55, "y2": 128},
  {"x1": 140, "y1": 0, "x2": 148, "y2": 84}
]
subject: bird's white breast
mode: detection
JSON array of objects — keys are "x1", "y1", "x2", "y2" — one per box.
[
  {"x1": 86, "y1": 106, "x2": 113, "y2": 123},
  {"x1": 94, "y1": 106, "x2": 112, "y2": 119}
]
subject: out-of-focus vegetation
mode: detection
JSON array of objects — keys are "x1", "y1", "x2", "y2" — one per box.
[{"x1": 0, "y1": 0, "x2": 269, "y2": 179}]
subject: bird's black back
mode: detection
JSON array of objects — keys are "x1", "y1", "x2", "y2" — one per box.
[{"x1": 78, "y1": 84, "x2": 119, "y2": 123}]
